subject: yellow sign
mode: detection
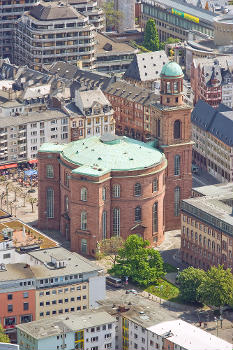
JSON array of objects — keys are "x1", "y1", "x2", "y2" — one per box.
[{"x1": 172, "y1": 8, "x2": 199, "y2": 23}]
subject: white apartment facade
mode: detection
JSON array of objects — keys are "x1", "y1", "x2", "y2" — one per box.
[
  {"x1": 0, "y1": 110, "x2": 69, "y2": 164},
  {"x1": 74, "y1": 89, "x2": 115, "y2": 138},
  {"x1": 17, "y1": 311, "x2": 116, "y2": 350}
]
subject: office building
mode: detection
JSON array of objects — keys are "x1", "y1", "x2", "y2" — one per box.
[
  {"x1": 141, "y1": 0, "x2": 216, "y2": 41},
  {"x1": 192, "y1": 100, "x2": 233, "y2": 182},
  {"x1": 181, "y1": 183, "x2": 233, "y2": 270},
  {"x1": 14, "y1": 1, "x2": 96, "y2": 71}
]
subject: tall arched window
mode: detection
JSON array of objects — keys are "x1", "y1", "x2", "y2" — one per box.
[
  {"x1": 81, "y1": 187, "x2": 87, "y2": 201},
  {"x1": 174, "y1": 155, "x2": 180, "y2": 176},
  {"x1": 153, "y1": 178, "x2": 158, "y2": 192},
  {"x1": 112, "y1": 184, "x2": 120, "y2": 198},
  {"x1": 174, "y1": 186, "x2": 180, "y2": 217},
  {"x1": 174, "y1": 120, "x2": 181, "y2": 139},
  {"x1": 46, "y1": 187, "x2": 54, "y2": 218},
  {"x1": 102, "y1": 187, "x2": 106, "y2": 201},
  {"x1": 135, "y1": 206, "x2": 141, "y2": 222},
  {"x1": 157, "y1": 119, "x2": 160, "y2": 137},
  {"x1": 81, "y1": 211, "x2": 87, "y2": 230},
  {"x1": 81, "y1": 239, "x2": 87, "y2": 254},
  {"x1": 64, "y1": 195, "x2": 69, "y2": 213},
  {"x1": 113, "y1": 208, "x2": 120, "y2": 236},
  {"x1": 46, "y1": 164, "x2": 54, "y2": 178},
  {"x1": 134, "y1": 183, "x2": 141, "y2": 196},
  {"x1": 64, "y1": 172, "x2": 69, "y2": 188},
  {"x1": 102, "y1": 211, "x2": 107, "y2": 240},
  {"x1": 152, "y1": 202, "x2": 158, "y2": 233}
]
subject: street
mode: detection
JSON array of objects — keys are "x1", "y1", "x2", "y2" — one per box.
[{"x1": 192, "y1": 168, "x2": 219, "y2": 188}]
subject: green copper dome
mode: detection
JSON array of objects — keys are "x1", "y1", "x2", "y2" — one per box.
[{"x1": 160, "y1": 61, "x2": 183, "y2": 77}]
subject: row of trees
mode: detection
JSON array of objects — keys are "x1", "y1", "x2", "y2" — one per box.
[
  {"x1": 99, "y1": 235, "x2": 164, "y2": 287},
  {"x1": 0, "y1": 177, "x2": 38, "y2": 213},
  {"x1": 143, "y1": 18, "x2": 180, "y2": 51},
  {"x1": 178, "y1": 265, "x2": 233, "y2": 310}
]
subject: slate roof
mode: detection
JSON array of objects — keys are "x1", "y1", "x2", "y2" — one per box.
[
  {"x1": 191, "y1": 99, "x2": 233, "y2": 146},
  {"x1": 103, "y1": 80, "x2": 159, "y2": 105},
  {"x1": 48, "y1": 61, "x2": 115, "y2": 90},
  {"x1": 30, "y1": 1, "x2": 83, "y2": 21},
  {"x1": 123, "y1": 51, "x2": 168, "y2": 82}
]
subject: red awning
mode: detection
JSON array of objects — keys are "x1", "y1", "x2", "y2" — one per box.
[
  {"x1": 28, "y1": 159, "x2": 38, "y2": 164},
  {"x1": 0, "y1": 163, "x2": 17, "y2": 170},
  {"x1": 6, "y1": 164, "x2": 17, "y2": 169}
]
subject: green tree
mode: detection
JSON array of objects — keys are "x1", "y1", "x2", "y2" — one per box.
[
  {"x1": 27, "y1": 196, "x2": 38, "y2": 213},
  {"x1": 178, "y1": 267, "x2": 206, "y2": 303},
  {"x1": 160, "y1": 37, "x2": 180, "y2": 50},
  {"x1": 110, "y1": 234, "x2": 164, "y2": 287},
  {"x1": 102, "y1": 1, "x2": 123, "y2": 31},
  {"x1": 143, "y1": 19, "x2": 160, "y2": 51},
  {"x1": 98, "y1": 236, "x2": 124, "y2": 266},
  {"x1": 0, "y1": 323, "x2": 10, "y2": 343},
  {"x1": 197, "y1": 265, "x2": 233, "y2": 310}
]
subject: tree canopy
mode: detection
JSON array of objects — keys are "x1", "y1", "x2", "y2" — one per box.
[
  {"x1": 109, "y1": 234, "x2": 164, "y2": 287},
  {"x1": 0, "y1": 324, "x2": 10, "y2": 343},
  {"x1": 97, "y1": 236, "x2": 124, "y2": 266},
  {"x1": 197, "y1": 265, "x2": 233, "y2": 309},
  {"x1": 143, "y1": 19, "x2": 160, "y2": 51},
  {"x1": 160, "y1": 37, "x2": 180, "y2": 50},
  {"x1": 102, "y1": 1, "x2": 123, "y2": 31},
  {"x1": 178, "y1": 266, "x2": 206, "y2": 303}
]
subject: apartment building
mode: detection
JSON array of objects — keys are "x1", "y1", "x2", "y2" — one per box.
[
  {"x1": 0, "y1": 110, "x2": 69, "y2": 165},
  {"x1": 192, "y1": 100, "x2": 233, "y2": 182},
  {"x1": 0, "y1": 263, "x2": 36, "y2": 339},
  {"x1": 0, "y1": 0, "x2": 38, "y2": 61},
  {"x1": 0, "y1": 246, "x2": 105, "y2": 339},
  {"x1": 181, "y1": 183, "x2": 233, "y2": 270},
  {"x1": 17, "y1": 311, "x2": 116, "y2": 350},
  {"x1": 27, "y1": 247, "x2": 105, "y2": 319},
  {"x1": 103, "y1": 80, "x2": 159, "y2": 141},
  {"x1": 14, "y1": 1, "x2": 96, "y2": 71},
  {"x1": 71, "y1": 88, "x2": 115, "y2": 139},
  {"x1": 191, "y1": 56, "x2": 233, "y2": 107}
]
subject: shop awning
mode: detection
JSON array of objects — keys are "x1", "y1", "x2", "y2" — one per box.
[
  {"x1": 0, "y1": 163, "x2": 17, "y2": 170},
  {"x1": 28, "y1": 159, "x2": 38, "y2": 164}
]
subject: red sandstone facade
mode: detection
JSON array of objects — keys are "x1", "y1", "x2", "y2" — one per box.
[{"x1": 38, "y1": 140, "x2": 167, "y2": 256}]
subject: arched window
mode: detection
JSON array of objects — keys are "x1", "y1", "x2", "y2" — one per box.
[
  {"x1": 174, "y1": 120, "x2": 181, "y2": 139},
  {"x1": 134, "y1": 183, "x2": 141, "y2": 196},
  {"x1": 152, "y1": 202, "x2": 158, "y2": 233},
  {"x1": 112, "y1": 184, "x2": 120, "y2": 198},
  {"x1": 174, "y1": 186, "x2": 180, "y2": 217},
  {"x1": 174, "y1": 81, "x2": 179, "y2": 93},
  {"x1": 167, "y1": 82, "x2": 171, "y2": 93},
  {"x1": 102, "y1": 211, "x2": 107, "y2": 240},
  {"x1": 113, "y1": 208, "x2": 120, "y2": 236},
  {"x1": 212, "y1": 241, "x2": 215, "y2": 251},
  {"x1": 81, "y1": 239, "x2": 87, "y2": 254},
  {"x1": 102, "y1": 187, "x2": 106, "y2": 201},
  {"x1": 135, "y1": 206, "x2": 141, "y2": 222},
  {"x1": 64, "y1": 195, "x2": 69, "y2": 213},
  {"x1": 81, "y1": 187, "x2": 87, "y2": 201},
  {"x1": 174, "y1": 155, "x2": 180, "y2": 176},
  {"x1": 199, "y1": 234, "x2": 202, "y2": 245},
  {"x1": 81, "y1": 211, "x2": 87, "y2": 230},
  {"x1": 46, "y1": 164, "x2": 54, "y2": 178},
  {"x1": 157, "y1": 119, "x2": 161, "y2": 137},
  {"x1": 153, "y1": 178, "x2": 158, "y2": 192},
  {"x1": 64, "y1": 172, "x2": 69, "y2": 188},
  {"x1": 46, "y1": 187, "x2": 54, "y2": 218}
]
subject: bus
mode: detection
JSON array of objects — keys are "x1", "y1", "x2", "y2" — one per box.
[{"x1": 106, "y1": 276, "x2": 122, "y2": 288}]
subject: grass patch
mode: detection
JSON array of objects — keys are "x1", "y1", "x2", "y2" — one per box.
[
  {"x1": 163, "y1": 262, "x2": 177, "y2": 273},
  {"x1": 145, "y1": 278, "x2": 185, "y2": 303}
]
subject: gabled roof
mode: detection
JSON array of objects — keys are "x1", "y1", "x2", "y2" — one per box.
[
  {"x1": 124, "y1": 51, "x2": 168, "y2": 82},
  {"x1": 191, "y1": 100, "x2": 233, "y2": 146}
]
